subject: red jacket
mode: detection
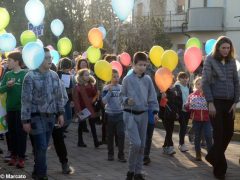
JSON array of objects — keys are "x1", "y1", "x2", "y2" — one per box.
[{"x1": 184, "y1": 90, "x2": 209, "y2": 121}]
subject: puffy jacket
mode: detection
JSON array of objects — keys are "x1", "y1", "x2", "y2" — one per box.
[{"x1": 184, "y1": 90, "x2": 209, "y2": 121}]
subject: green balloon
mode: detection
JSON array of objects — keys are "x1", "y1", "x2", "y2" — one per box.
[
  {"x1": 57, "y1": 37, "x2": 72, "y2": 56},
  {"x1": 20, "y1": 30, "x2": 37, "y2": 46},
  {"x1": 0, "y1": 29, "x2": 6, "y2": 35},
  {"x1": 87, "y1": 46, "x2": 101, "y2": 63},
  {"x1": 0, "y1": 8, "x2": 10, "y2": 30},
  {"x1": 186, "y1": 37, "x2": 202, "y2": 49}
]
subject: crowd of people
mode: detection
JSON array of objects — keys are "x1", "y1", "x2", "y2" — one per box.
[{"x1": 0, "y1": 36, "x2": 239, "y2": 180}]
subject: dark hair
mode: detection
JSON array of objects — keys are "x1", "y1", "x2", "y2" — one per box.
[
  {"x1": 112, "y1": 69, "x2": 118, "y2": 74},
  {"x1": 211, "y1": 36, "x2": 235, "y2": 62},
  {"x1": 50, "y1": 63, "x2": 57, "y2": 72},
  {"x1": 44, "y1": 47, "x2": 50, "y2": 53},
  {"x1": 59, "y1": 58, "x2": 72, "y2": 70},
  {"x1": 8, "y1": 51, "x2": 23, "y2": 66},
  {"x1": 104, "y1": 54, "x2": 117, "y2": 62},
  {"x1": 177, "y1": 72, "x2": 189, "y2": 80},
  {"x1": 133, "y1": 52, "x2": 148, "y2": 64},
  {"x1": 76, "y1": 58, "x2": 89, "y2": 71}
]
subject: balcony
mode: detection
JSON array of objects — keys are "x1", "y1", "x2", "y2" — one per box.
[
  {"x1": 163, "y1": 12, "x2": 187, "y2": 33},
  {"x1": 187, "y1": 7, "x2": 224, "y2": 32}
]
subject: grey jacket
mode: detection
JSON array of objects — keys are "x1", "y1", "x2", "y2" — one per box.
[
  {"x1": 120, "y1": 72, "x2": 159, "y2": 113},
  {"x1": 202, "y1": 55, "x2": 239, "y2": 103}
]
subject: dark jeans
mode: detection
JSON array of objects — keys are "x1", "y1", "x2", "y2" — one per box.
[
  {"x1": 206, "y1": 99, "x2": 234, "y2": 177},
  {"x1": 32, "y1": 116, "x2": 55, "y2": 178},
  {"x1": 178, "y1": 111, "x2": 190, "y2": 145},
  {"x1": 52, "y1": 126, "x2": 68, "y2": 164},
  {"x1": 7, "y1": 111, "x2": 27, "y2": 158},
  {"x1": 64, "y1": 101, "x2": 72, "y2": 127},
  {"x1": 78, "y1": 118, "x2": 99, "y2": 146},
  {"x1": 192, "y1": 121, "x2": 212, "y2": 152},
  {"x1": 162, "y1": 112, "x2": 175, "y2": 147},
  {"x1": 106, "y1": 113, "x2": 125, "y2": 158},
  {"x1": 144, "y1": 123, "x2": 155, "y2": 158}
]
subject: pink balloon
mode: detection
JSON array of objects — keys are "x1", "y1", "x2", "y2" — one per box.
[
  {"x1": 82, "y1": 51, "x2": 87, "y2": 59},
  {"x1": 46, "y1": 45, "x2": 55, "y2": 50},
  {"x1": 119, "y1": 52, "x2": 131, "y2": 66},
  {"x1": 110, "y1": 61, "x2": 123, "y2": 77},
  {"x1": 184, "y1": 47, "x2": 203, "y2": 73}
]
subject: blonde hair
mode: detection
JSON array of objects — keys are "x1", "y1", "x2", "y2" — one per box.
[
  {"x1": 75, "y1": 68, "x2": 96, "y2": 85},
  {"x1": 193, "y1": 76, "x2": 202, "y2": 91}
]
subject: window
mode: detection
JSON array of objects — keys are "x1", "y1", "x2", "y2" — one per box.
[
  {"x1": 137, "y1": 3, "x2": 143, "y2": 17},
  {"x1": 177, "y1": 0, "x2": 185, "y2": 14}
]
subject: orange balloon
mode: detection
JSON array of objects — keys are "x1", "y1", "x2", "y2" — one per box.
[
  {"x1": 155, "y1": 67, "x2": 173, "y2": 92},
  {"x1": 88, "y1": 28, "x2": 103, "y2": 48}
]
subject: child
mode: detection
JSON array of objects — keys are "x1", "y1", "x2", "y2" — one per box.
[
  {"x1": 120, "y1": 52, "x2": 159, "y2": 180},
  {"x1": 73, "y1": 69, "x2": 102, "y2": 148},
  {"x1": 0, "y1": 51, "x2": 27, "y2": 168},
  {"x1": 102, "y1": 69, "x2": 126, "y2": 162},
  {"x1": 184, "y1": 77, "x2": 212, "y2": 161},
  {"x1": 174, "y1": 72, "x2": 191, "y2": 152}
]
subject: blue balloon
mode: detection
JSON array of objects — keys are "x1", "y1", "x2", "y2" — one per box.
[
  {"x1": 126, "y1": 69, "x2": 133, "y2": 76},
  {"x1": 22, "y1": 42, "x2": 45, "y2": 70},
  {"x1": 25, "y1": 0, "x2": 45, "y2": 26},
  {"x1": 0, "y1": 33, "x2": 16, "y2": 52},
  {"x1": 98, "y1": 26, "x2": 106, "y2": 39},
  {"x1": 51, "y1": 19, "x2": 64, "y2": 37},
  {"x1": 205, "y1": 39, "x2": 216, "y2": 55},
  {"x1": 50, "y1": 50, "x2": 60, "y2": 65},
  {"x1": 111, "y1": 0, "x2": 134, "y2": 21}
]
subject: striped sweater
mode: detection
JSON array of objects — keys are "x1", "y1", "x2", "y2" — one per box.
[{"x1": 202, "y1": 55, "x2": 239, "y2": 103}]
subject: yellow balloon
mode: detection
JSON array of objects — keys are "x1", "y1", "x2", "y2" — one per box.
[
  {"x1": 149, "y1": 46, "x2": 164, "y2": 67},
  {"x1": 57, "y1": 37, "x2": 72, "y2": 56},
  {"x1": 94, "y1": 60, "x2": 112, "y2": 82},
  {"x1": 161, "y1": 50, "x2": 178, "y2": 71},
  {"x1": 0, "y1": 29, "x2": 6, "y2": 35},
  {"x1": 0, "y1": 8, "x2": 10, "y2": 30}
]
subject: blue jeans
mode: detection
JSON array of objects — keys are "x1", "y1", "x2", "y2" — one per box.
[
  {"x1": 31, "y1": 116, "x2": 55, "y2": 178},
  {"x1": 192, "y1": 120, "x2": 212, "y2": 152}
]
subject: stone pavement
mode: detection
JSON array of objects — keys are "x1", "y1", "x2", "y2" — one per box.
[{"x1": 0, "y1": 122, "x2": 240, "y2": 180}]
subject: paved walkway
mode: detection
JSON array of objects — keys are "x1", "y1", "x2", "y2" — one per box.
[{"x1": 0, "y1": 122, "x2": 240, "y2": 180}]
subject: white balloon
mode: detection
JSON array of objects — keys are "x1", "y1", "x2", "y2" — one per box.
[
  {"x1": 36, "y1": 39, "x2": 44, "y2": 47},
  {"x1": 25, "y1": 0, "x2": 45, "y2": 26},
  {"x1": 236, "y1": 60, "x2": 240, "y2": 71},
  {"x1": 50, "y1": 19, "x2": 64, "y2": 37}
]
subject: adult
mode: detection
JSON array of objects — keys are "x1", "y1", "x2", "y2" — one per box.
[
  {"x1": 21, "y1": 47, "x2": 65, "y2": 180},
  {"x1": 202, "y1": 36, "x2": 239, "y2": 179}
]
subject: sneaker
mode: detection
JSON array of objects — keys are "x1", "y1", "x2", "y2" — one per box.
[
  {"x1": 134, "y1": 174, "x2": 145, "y2": 180},
  {"x1": 16, "y1": 159, "x2": 25, "y2": 168},
  {"x1": 178, "y1": 144, "x2": 189, "y2": 152},
  {"x1": 118, "y1": 157, "x2": 127, "y2": 163},
  {"x1": 108, "y1": 155, "x2": 114, "y2": 161},
  {"x1": 94, "y1": 141, "x2": 103, "y2": 148},
  {"x1": 8, "y1": 157, "x2": 17, "y2": 166},
  {"x1": 167, "y1": 146, "x2": 176, "y2": 155},
  {"x1": 62, "y1": 163, "x2": 73, "y2": 174},
  {"x1": 162, "y1": 146, "x2": 169, "y2": 154},
  {"x1": 77, "y1": 143, "x2": 87, "y2": 147},
  {"x1": 143, "y1": 157, "x2": 151, "y2": 165},
  {"x1": 126, "y1": 171, "x2": 134, "y2": 180}
]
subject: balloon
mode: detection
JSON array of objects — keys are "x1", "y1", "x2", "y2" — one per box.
[
  {"x1": 20, "y1": 30, "x2": 37, "y2": 46},
  {"x1": 119, "y1": 52, "x2": 131, "y2": 66},
  {"x1": 87, "y1": 46, "x2": 101, "y2": 63},
  {"x1": 98, "y1": 26, "x2": 106, "y2": 39},
  {"x1": 149, "y1": 46, "x2": 164, "y2": 67},
  {"x1": 111, "y1": 0, "x2": 134, "y2": 21},
  {"x1": 22, "y1": 42, "x2": 45, "y2": 70},
  {"x1": 161, "y1": 50, "x2": 178, "y2": 71},
  {"x1": 99, "y1": 41, "x2": 103, "y2": 49},
  {"x1": 205, "y1": 39, "x2": 216, "y2": 55},
  {"x1": 0, "y1": 33, "x2": 16, "y2": 52},
  {"x1": 184, "y1": 47, "x2": 203, "y2": 73},
  {"x1": 50, "y1": 50, "x2": 60, "y2": 65},
  {"x1": 236, "y1": 60, "x2": 240, "y2": 71},
  {"x1": 0, "y1": 8, "x2": 10, "y2": 30},
  {"x1": 94, "y1": 60, "x2": 112, "y2": 82},
  {"x1": 82, "y1": 51, "x2": 87, "y2": 59},
  {"x1": 111, "y1": 61, "x2": 123, "y2": 77},
  {"x1": 46, "y1": 45, "x2": 54, "y2": 50},
  {"x1": 88, "y1": 28, "x2": 103, "y2": 48},
  {"x1": 50, "y1": 19, "x2": 64, "y2": 37},
  {"x1": 36, "y1": 39, "x2": 43, "y2": 47},
  {"x1": 57, "y1": 37, "x2": 72, "y2": 56},
  {"x1": 25, "y1": 0, "x2": 45, "y2": 26},
  {"x1": 155, "y1": 67, "x2": 173, "y2": 92},
  {"x1": 186, "y1": 37, "x2": 202, "y2": 49},
  {"x1": 0, "y1": 29, "x2": 6, "y2": 35},
  {"x1": 126, "y1": 69, "x2": 133, "y2": 76}
]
